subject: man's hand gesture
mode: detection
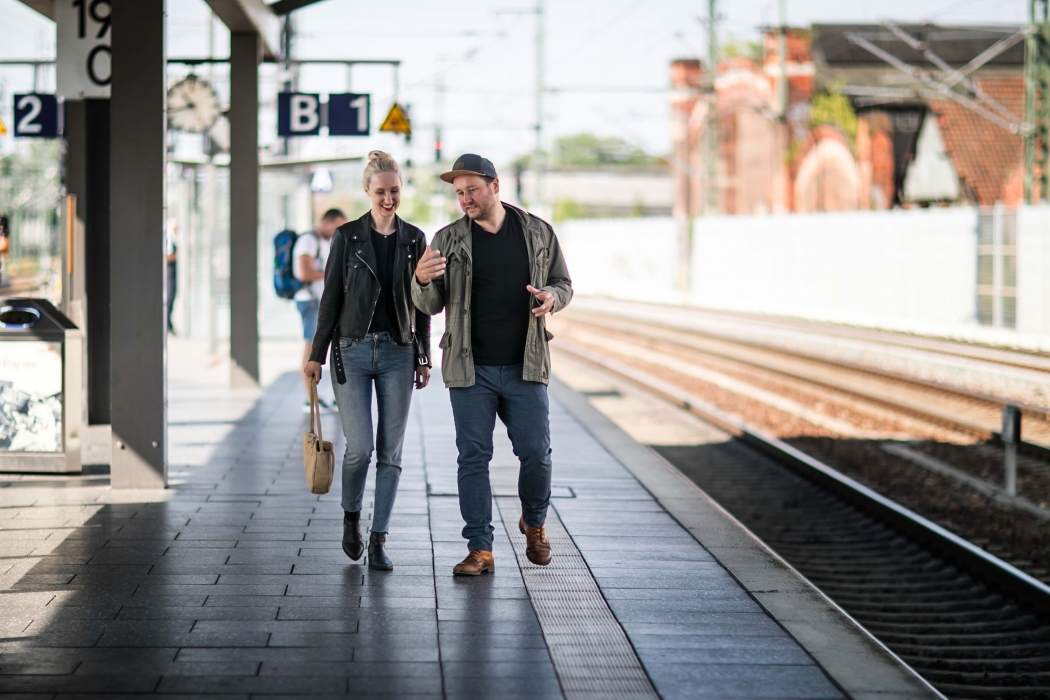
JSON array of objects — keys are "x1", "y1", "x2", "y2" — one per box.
[
  {"x1": 415, "y1": 246, "x2": 446, "y2": 285},
  {"x1": 527, "y1": 285, "x2": 554, "y2": 317}
]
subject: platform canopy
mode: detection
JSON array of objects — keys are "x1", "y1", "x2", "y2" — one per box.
[{"x1": 16, "y1": 0, "x2": 329, "y2": 59}]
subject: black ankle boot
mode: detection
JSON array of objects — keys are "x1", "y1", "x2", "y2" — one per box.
[
  {"x1": 342, "y1": 511, "x2": 364, "y2": 561},
  {"x1": 368, "y1": 531, "x2": 393, "y2": 570}
]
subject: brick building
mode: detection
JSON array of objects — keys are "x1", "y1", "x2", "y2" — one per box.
[{"x1": 671, "y1": 24, "x2": 1030, "y2": 216}]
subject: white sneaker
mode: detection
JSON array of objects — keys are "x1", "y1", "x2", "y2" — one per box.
[
  {"x1": 318, "y1": 397, "x2": 339, "y2": 414},
  {"x1": 302, "y1": 401, "x2": 312, "y2": 415}
]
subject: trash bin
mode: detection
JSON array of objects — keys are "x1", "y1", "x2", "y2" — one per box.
[{"x1": 0, "y1": 299, "x2": 83, "y2": 473}]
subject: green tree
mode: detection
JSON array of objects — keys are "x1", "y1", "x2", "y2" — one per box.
[
  {"x1": 722, "y1": 39, "x2": 763, "y2": 61},
  {"x1": 552, "y1": 133, "x2": 661, "y2": 168},
  {"x1": 809, "y1": 90, "x2": 858, "y2": 141},
  {"x1": 552, "y1": 198, "x2": 585, "y2": 222}
]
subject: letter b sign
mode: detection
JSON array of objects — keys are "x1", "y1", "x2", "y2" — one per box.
[{"x1": 278, "y1": 93, "x2": 321, "y2": 136}]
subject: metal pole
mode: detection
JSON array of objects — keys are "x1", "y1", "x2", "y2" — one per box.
[
  {"x1": 435, "y1": 71, "x2": 444, "y2": 164},
  {"x1": 207, "y1": 162, "x2": 219, "y2": 355},
  {"x1": 1026, "y1": 0, "x2": 1050, "y2": 203},
  {"x1": 207, "y1": 11, "x2": 219, "y2": 354},
  {"x1": 993, "y1": 203, "x2": 1004, "y2": 328},
  {"x1": 1006, "y1": 443, "x2": 1018, "y2": 496},
  {"x1": 1042, "y1": 1, "x2": 1050, "y2": 201},
  {"x1": 109, "y1": 0, "x2": 167, "y2": 489},
  {"x1": 1002, "y1": 405, "x2": 1021, "y2": 496},
  {"x1": 534, "y1": 0, "x2": 544, "y2": 210},
  {"x1": 778, "y1": 0, "x2": 788, "y2": 120},
  {"x1": 703, "y1": 0, "x2": 719, "y2": 214}
]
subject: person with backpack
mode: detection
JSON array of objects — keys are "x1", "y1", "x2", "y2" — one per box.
[
  {"x1": 302, "y1": 152, "x2": 431, "y2": 571},
  {"x1": 294, "y1": 208, "x2": 346, "y2": 411}
]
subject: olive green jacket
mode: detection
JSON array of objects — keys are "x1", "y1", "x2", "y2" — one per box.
[{"x1": 411, "y1": 203, "x2": 573, "y2": 388}]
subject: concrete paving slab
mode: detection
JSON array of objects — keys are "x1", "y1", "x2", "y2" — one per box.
[{"x1": 0, "y1": 340, "x2": 945, "y2": 699}]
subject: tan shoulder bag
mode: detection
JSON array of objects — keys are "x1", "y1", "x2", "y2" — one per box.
[{"x1": 303, "y1": 383, "x2": 335, "y2": 494}]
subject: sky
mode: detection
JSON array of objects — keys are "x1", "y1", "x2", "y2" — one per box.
[{"x1": 0, "y1": 0, "x2": 1031, "y2": 170}]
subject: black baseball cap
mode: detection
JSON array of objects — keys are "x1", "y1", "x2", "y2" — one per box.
[{"x1": 440, "y1": 153, "x2": 498, "y2": 183}]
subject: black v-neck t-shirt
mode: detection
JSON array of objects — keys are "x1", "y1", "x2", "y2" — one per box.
[
  {"x1": 470, "y1": 210, "x2": 531, "y2": 366},
  {"x1": 368, "y1": 228, "x2": 399, "y2": 334}
]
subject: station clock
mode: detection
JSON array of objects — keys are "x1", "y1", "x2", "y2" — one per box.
[{"x1": 166, "y1": 75, "x2": 221, "y2": 133}]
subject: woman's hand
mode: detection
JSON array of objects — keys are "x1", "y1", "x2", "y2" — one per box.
[
  {"x1": 304, "y1": 360, "x2": 322, "y2": 385},
  {"x1": 415, "y1": 365, "x2": 431, "y2": 389}
]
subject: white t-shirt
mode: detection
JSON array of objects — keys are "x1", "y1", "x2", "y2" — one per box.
[{"x1": 292, "y1": 231, "x2": 330, "y2": 301}]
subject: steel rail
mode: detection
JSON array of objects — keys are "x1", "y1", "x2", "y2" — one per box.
[
  {"x1": 562, "y1": 310, "x2": 1050, "y2": 456},
  {"x1": 555, "y1": 338, "x2": 1050, "y2": 616}
]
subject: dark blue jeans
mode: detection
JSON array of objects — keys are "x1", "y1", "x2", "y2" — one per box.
[
  {"x1": 448, "y1": 365, "x2": 553, "y2": 552},
  {"x1": 330, "y1": 332, "x2": 415, "y2": 533}
]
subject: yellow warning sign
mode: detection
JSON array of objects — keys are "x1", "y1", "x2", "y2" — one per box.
[
  {"x1": 379, "y1": 103, "x2": 411, "y2": 136},
  {"x1": 0, "y1": 116, "x2": 6, "y2": 136}
]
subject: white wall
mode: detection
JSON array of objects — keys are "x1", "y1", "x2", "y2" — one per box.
[
  {"x1": 558, "y1": 217, "x2": 679, "y2": 302},
  {"x1": 689, "y1": 208, "x2": 980, "y2": 332},
  {"x1": 1017, "y1": 205, "x2": 1050, "y2": 336},
  {"x1": 557, "y1": 206, "x2": 1050, "y2": 346}
]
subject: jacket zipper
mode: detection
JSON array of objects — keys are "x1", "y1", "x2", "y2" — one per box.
[{"x1": 356, "y1": 249, "x2": 380, "y2": 333}]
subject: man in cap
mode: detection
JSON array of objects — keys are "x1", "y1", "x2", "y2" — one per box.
[{"x1": 412, "y1": 154, "x2": 573, "y2": 575}]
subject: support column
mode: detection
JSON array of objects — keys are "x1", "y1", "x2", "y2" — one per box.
[
  {"x1": 64, "y1": 99, "x2": 112, "y2": 426},
  {"x1": 85, "y1": 100, "x2": 112, "y2": 425},
  {"x1": 109, "y1": 0, "x2": 166, "y2": 488},
  {"x1": 229, "y1": 32, "x2": 261, "y2": 388}
]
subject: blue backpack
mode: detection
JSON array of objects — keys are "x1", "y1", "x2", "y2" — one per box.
[{"x1": 273, "y1": 229, "x2": 303, "y2": 299}]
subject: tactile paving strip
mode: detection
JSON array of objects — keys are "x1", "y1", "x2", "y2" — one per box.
[{"x1": 496, "y1": 497, "x2": 660, "y2": 700}]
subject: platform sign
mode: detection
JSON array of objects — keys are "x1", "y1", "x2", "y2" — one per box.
[
  {"x1": 328, "y1": 93, "x2": 370, "y2": 136},
  {"x1": 278, "y1": 92, "x2": 371, "y2": 137},
  {"x1": 379, "y1": 103, "x2": 411, "y2": 136},
  {"x1": 13, "y1": 95, "x2": 60, "y2": 138},
  {"x1": 56, "y1": 0, "x2": 112, "y2": 99},
  {"x1": 277, "y1": 93, "x2": 321, "y2": 136}
]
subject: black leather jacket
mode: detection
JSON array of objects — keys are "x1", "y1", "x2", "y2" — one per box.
[{"x1": 309, "y1": 212, "x2": 431, "y2": 377}]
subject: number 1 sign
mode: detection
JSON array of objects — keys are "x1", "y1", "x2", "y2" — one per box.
[
  {"x1": 328, "y1": 94, "x2": 370, "y2": 136},
  {"x1": 56, "y1": 0, "x2": 112, "y2": 99}
]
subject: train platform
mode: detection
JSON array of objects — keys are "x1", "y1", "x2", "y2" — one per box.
[{"x1": 0, "y1": 342, "x2": 940, "y2": 699}]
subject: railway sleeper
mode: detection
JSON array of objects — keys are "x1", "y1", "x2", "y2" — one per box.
[
  {"x1": 904, "y1": 656, "x2": 1050, "y2": 673},
  {"x1": 790, "y1": 559, "x2": 954, "y2": 576},
  {"x1": 877, "y1": 627, "x2": 1050, "y2": 647},
  {"x1": 811, "y1": 576, "x2": 977, "y2": 594},
  {"x1": 842, "y1": 596, "x2": 1009, "y2": 614},
  {"x1": 800, "y1": 570, "x2": 965, "y2": 585},
  {"x1": 892, "y1": 642, "x2": 1050, "y2": 659},
  {"x1": 852, "y1": 606, "x2": 1023, "y2": 624},
  {"x1": 862, "y1": 616, "x2": 1042, "y2": 636},
  {"x1": 933, "y1": 681, "x2": 1050, "y2": 697}
]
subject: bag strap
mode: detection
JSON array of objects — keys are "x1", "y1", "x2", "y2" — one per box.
[{"x1": 308, "y1": 382, "x2": 324, "y2": 443}]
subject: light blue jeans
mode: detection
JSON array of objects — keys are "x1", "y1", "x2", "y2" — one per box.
[{"x1": 330, "y1": 332, "x2": 415, "y2": 533}]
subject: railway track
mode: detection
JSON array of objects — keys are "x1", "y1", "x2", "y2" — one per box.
[
  {"x1": 556, "y1": 348, "x2": 1050, "y2": 700},
  {"x1": 556, "y1": 309, "x2": 1050, "y2": 454}
]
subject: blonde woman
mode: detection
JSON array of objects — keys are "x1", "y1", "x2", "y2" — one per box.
[{"x1": 304, "y1": 151, "x2": 431, "y2": 570}]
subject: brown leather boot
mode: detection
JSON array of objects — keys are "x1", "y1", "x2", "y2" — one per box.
[
  {"x1": 452, "y1": 550, "x2": 495, "y2": 576},
  {"x1": 519, "y1": 517, "x2": 552, "y2": 566}
]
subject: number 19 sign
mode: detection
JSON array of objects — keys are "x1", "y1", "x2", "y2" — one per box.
[{"x1": 56, "y1": 0, "x2": 112, "y2": 99}]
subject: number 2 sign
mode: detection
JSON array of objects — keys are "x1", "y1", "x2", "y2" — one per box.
[
  {"x1": 14, "y1": 95, "x2": 60, "y2": 138},
  {"x1": 57, "y1": 0, "x2": 112, "y2": 99}
]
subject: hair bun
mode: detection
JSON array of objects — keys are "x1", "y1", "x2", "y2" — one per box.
[{"x1": 368, "y1": 150, "x2": 391, "y2": 163}]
